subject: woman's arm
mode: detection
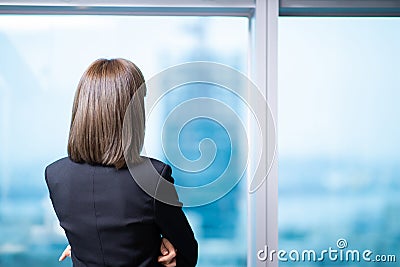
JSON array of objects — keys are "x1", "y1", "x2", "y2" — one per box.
[{"x1": 154, "y1": 164, "x2": 198, "y2": 267}]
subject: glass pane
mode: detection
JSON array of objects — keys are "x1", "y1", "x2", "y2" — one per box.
[
  {"x1": 279, "y1": 17, "x2": 400, "y2": 266},
  {"x1": 0, "y1": 15, "x2": 248, "y2": 266}
]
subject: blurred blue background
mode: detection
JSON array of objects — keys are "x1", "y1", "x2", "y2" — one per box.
[
  {"x1": 1, "y1": 13, "x2": 399, "y2": 267},
  {"x1": 0, "y1": 15, "x2": 248, "y2": 266},
  {"x1": 279, "y1": 17, "x2": 400, "y2": 266}
]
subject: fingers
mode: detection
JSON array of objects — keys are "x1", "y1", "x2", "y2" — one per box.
[
  {"x1": 58, "y1": 249, "x2": 70, "y2": 261},
  {"x1": 59, "y1": 245, "x2": 71, "y2": 261},
  {"x1": 158, "y1": 238, "x2": 177, "y2": 266},
  {"x1": 162, "y1": 238, "x2": 176, "y2": 254},
  {"x1": 158, "y1": 255, "x2": 176, "y2": 267},
  {"x1": 160, "y1": 240, "x2": 168, "y2": 256},
  {"x1": 160, "y1": 258, "x2": 176, "y2": 267},
  {"x1": 158, "y1": 248, "x2": 176, "y2": 264}
]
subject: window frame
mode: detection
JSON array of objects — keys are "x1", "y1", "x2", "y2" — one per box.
[{"x1": 280, "y1": 0, "x2": 400, "y2": 16}]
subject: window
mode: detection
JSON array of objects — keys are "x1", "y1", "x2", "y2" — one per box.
[
  {"x1": 279, "y1": 17, "x2": 400, "y2": 266},
  {"x1": 0, "y1": 15, "x2": 249, "y2": 266}
]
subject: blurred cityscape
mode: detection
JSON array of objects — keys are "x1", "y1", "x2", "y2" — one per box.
[
  {"x1": 0, "y1": 15, "x2": 248, "y2": 266},
  {"x1": 0, "y1": 14, "x2": 399, "y2": 267},
  {"x1": 279, "y1": 158, "x2": 400, "y2": 266},
  {"x1": 278, "y1": 17, "x2": 400, "y2": 267}
]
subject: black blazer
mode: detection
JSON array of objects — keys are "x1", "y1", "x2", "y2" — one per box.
[{"x1": 45, "y1": 157, "x2": 198, "y2": 267}]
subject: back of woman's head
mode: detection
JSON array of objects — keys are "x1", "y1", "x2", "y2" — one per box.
[{"x1": 68, "y1": 58, "x2": 146, "y2": 169}]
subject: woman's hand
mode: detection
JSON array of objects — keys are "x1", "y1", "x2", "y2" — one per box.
[
  {"x1": 59, "y1": 239, "x2": 177, "y2": 266},
  {"x1": 58, "y1": 245, "x2": 71, "y2": 261},
  {"x1": 158, "y1": 238, "x2": 177, "y2": 267}
]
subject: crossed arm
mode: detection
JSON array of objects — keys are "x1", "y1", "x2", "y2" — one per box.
[{"x1": 59, "y1": 238, "x2": 177, "y2": 267}]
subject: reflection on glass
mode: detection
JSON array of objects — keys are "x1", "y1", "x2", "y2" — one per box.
[
  {"x1": 0, "y1": 15, "x2": 248, "y2": 266},
  {"x1": 279, "y1": 17, "x2": 400, "y2": 266}
]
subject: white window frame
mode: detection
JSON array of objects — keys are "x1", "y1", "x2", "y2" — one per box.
[
  {"x1": 0, "y1": 1, "x2": 278, "y2": 266},
  {"x1": 280, "y1": 0, "x2": 400, "y2": 16}
]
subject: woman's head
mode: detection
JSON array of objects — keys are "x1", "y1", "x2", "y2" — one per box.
[{"x1": 68, "y1": 58, "x2": 146, "y2": 168}]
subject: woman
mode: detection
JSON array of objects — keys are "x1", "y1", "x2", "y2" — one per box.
[{"x1": 45, "y1": 58, "x2": 198, "y2": 267}]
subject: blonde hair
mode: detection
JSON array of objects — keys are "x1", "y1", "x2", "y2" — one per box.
[{"x1": 68, "y1": 58, "x2": 146, "y2": 169}]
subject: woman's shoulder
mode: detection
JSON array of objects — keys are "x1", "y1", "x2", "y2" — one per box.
[
  {"x1": 146, "y1": 157, "x2": 165, "y2": 171},
  {"x1": 138, "y1": 157, "x2": 174, "y2": 183},
  {"x1": 45, "y1": 157, "x2": 75, "y2": 173},
  {"x1": 138, "y1": 157, "x2": 179, "y2": 206}
]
